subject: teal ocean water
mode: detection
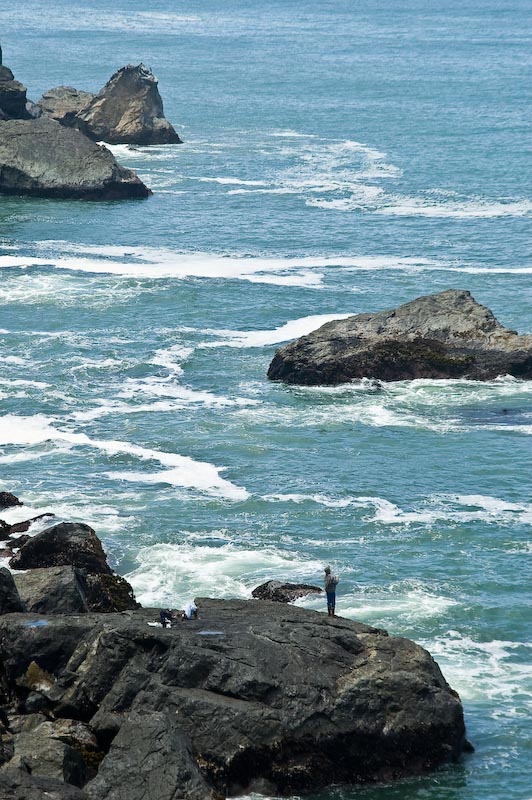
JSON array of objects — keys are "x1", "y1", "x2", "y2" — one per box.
[{"x1": 1, "y1": 1, "x2": 531, "y2": 798}]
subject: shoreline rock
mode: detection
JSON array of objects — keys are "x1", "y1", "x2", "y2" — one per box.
[
  {"x1": 252, "y1": 579, "x2": 323, "y2": 603},
  {"x1": 267, "y1": 290, "x2": 532, "y2": 385},
  {"x1": 0, "y1": 601, "x2": 470, "y2": 798}
]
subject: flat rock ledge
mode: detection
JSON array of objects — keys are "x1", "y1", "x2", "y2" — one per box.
[
  {"x1": 0, "y1": 600, "x2": 470, "y2": 798},
  {"x1": 0, "y1": 117, "x2": 151, "y2": 200},
  {"x1": 267, "y1": 289, "x2": 532, "y2": 385}
]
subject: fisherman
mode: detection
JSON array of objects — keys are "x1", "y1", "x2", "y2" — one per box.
[
  {"x1": 324, "y1": 566, "x2": 339, "y2": 617},
  {"x1": 182, "y1": 600, "x2": 198, "y2": 620},
  {"x1": 159, "y1": 608, "x2": 173, "y2": 628}
]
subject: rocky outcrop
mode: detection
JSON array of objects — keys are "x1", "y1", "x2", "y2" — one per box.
[
  {"x1": 0, "y1": 493, "x2": 22, "y2": 511},
  {"x1": 14, "y1": 567, "x2": 89, "y2": 615},
  {"x1": 37, "y1": 87, "x2": 95, "y2": 126},
  {"x1": 0, "y1": 66, "x2": 29, "y2": 120},
  {"x1": 0, "y1": 600, "x2": 470, "y2": 798},
  {"x1": 9, "y1": 523, "x2": 112, "y2": 575},
  {"x1": 252, "y1": 579, "x2": 322, "y2": 603},
  {"x1": 267, "y1": 290, "x2": 532, "y2": 385},
  {"x1": 0, "y1": 569, "x2": 25, "y2": 615},
  {"x1": 47, "y1": 64, "x2": 182, "y2": 145},
  {"x1": 0, "y1": 117, "x2": 151, "y2": 200}
]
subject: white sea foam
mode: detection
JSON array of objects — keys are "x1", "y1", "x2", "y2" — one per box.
[
  {"x1": 125, "y1": 541, "x2": 323, "y2": 607},
  {"x1": 0, "y1": 414, "x2": 248, "y2": 501},
  {"x1": 201, "y1": 314, "x2": 352, "y2": 348},
  {"x1": 263, "y1": 492, "x2": 532, "y2": 526},
  {"x1": 420, "y1": 632, "x2": 532, "y2": 707}
]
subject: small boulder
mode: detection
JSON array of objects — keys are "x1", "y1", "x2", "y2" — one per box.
[
  {"x1": 0, "y1": 493, "x2": 22, "y2": 511},
  {"x1": 9, "y1": 523, "x2": 112, "y2": 575},
  {"x1": 0, "y1": 117, "x2": 151, "y2": 201},
  {"x1": 37, "y1": 87, "x2": 95, "y2": 125},
  {"x1": 74, "y1": 64, "x2": 182, "y2": 145},
  {"x1": 0, "y1": 568, "x2": 25, "y2": 615},
  {"x1": 13, "y1": 568, "x2": 89, "y2": 615},
  {"x1": 252, "y1": 580, "x2": 323, "y2": 603},
  {"x1": 5, "y1": 732, "x2": 86, "y2": 787}
]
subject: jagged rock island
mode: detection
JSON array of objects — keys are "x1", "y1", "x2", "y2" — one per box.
[
  {"x1": 267, "y1": 289, "x2": 532, "y2": 385},
  {"x1": 0, "y1": 495, "x2": 471, "y2": 799},
  {"x1": 38, "y1": 64, "x2": 182, "y2": 145},
  {"x1": 0, "y1": 50, "x2": 180, "y2": 200}
]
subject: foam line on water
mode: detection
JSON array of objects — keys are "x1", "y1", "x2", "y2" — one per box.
[
  {"x1": 0, "y1": 414, "x2": 248, "y2": 501},
  {"x1": 200, "y1": 314, "x2": 353, "y2": 348}
]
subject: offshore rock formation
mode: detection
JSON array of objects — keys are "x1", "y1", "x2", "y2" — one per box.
[
  {"x1": 0, "y1": 601, "x2": 470, "y2": 798},
  {"x1": 0, "y1": 117, "x2": 151, "y2": 200},
  {"x1": 268, "y1": 290, "x2": 532, "y2": 385},
  {"x1": 40, "y1": 64, "x2": 182, "y2": 145}
]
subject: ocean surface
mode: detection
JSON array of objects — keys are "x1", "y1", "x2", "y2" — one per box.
[{"x1": 0, "y1": 1, "x2": 531, "y2": 798}]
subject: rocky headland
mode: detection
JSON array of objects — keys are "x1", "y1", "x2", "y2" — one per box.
[
  {"x1": 0, "y1": 493, "x2": 472, "y2": 799},
  {"x1": 0, "y1": 50, "x2": 179, "y2": 200},
  {"x1": 267, "y1": 290, "x2": 532, "y2": 385}
]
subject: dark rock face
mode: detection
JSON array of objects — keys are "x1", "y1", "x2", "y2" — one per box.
[
  {"x1": 84, "y1": 711, "x2": 216, "y2": 800},
  {"x1": 0, "y1": 601, "x2": 469, "y2": 797},
  {"x1": 9, "y1": 523, "x2": 113, "y2": 575},
  {"x1": 252, "y1": 579, "x2": 323, "y2": 603},
  {"x1": 37, "y1": 87, "x2": 95, "y2": 125},
  {"x1": 267, "y1": 290, "x2": 532, "y2": 385},
  {"x1": 73, "y1": 64, "x2": 182, "y2": 145},
  {"x1": 0, "y1": 568, "x2": 25, "y2": 614},
  {"x1": 0, "y1": 117, "x2": 151, "y2": 200},
  {"x1": 0, "y1": 65, "x2": 29, "y2": 120},
  {"x1": 7, "y1": 732, "x2": 86, "y2": 787},
  {"x1": 82, "y1": 574, "x2": 139, "y2": 613},
  {"x1": 0, "y1": 493, "x2": 22, "y2": 511},
  {"x1": 14, "y1": 567, "x2": 89, "y2": 615},
  {"x1": 0, "y1": 767, "x2": 86, "y2": 799},
  {"x1": 7, "y1": 513, "x2": 55, "y2": 535}
]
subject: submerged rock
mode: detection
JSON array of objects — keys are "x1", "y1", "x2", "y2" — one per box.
[
  {"x1": 267, "y1": 290, "x2": 532, "y2": 385},
  {"x1": 0, "y1": 117, "x2": 151, "y2": 200},
  {"x1": 252, "y1": 579, "x2": 323, "y2": 603},
  {"x1": 0, "y1": 600, "x2": 470, "y2": 797},
  {"x1": 72, "y1": 64, "x2": 182, "y2": 145},
  {"x1": 0, "y1": 493, "x2": 22, "y2": 511}
]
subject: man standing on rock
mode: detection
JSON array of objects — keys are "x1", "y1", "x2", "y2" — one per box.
[{"x1": 324, "y1": 566, "x2": 339, "y2": 617}]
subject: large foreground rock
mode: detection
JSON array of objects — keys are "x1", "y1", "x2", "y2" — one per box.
[
  {"x1": 267, "y1": 290, "x2": 532, "y2": 385},
  {"x1": 71, "y1": 64, "x2": 181, "y2": 145},
  {"x1": 0, "y1": 117, "x2": 151, "y2": 200},
  {"x1": 0, "y1": 601, "x2": 469, "y2": 797}
]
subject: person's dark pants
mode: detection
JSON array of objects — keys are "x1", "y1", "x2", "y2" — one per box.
[{"x1": 326, "y1": 591, "x2": 336, "y2": 615}]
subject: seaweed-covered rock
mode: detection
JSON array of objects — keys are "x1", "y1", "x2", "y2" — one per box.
[{"x1": 267, "y1": 290, "x2": 532, "y2": 385}]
